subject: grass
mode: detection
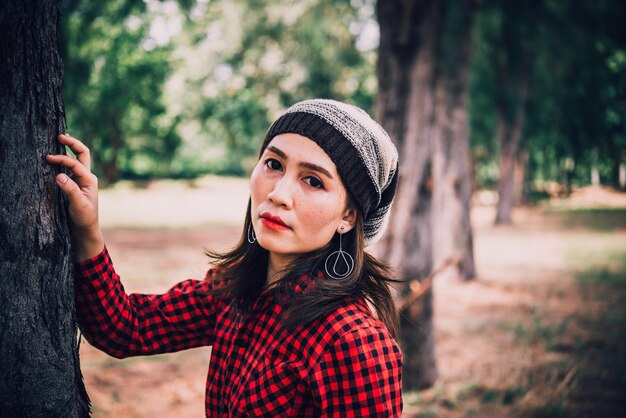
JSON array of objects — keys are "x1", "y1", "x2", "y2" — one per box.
[
  {"x1": 506, "y1": 311, "x2": 570, "y2": 349},
  {"x1": 519, "y1": 402, "x2": 566, "y2": 418},
  {"x1": 544, "y1": 207, "x2": 626, "y2": 231},
  {"x1": 403, "y1": 380, "x2": 532, "y2": 417},
  {"x1": 559, "y1": 212, "x2": 626, "y2": 418},
  {"x1": 577, "y1": 265, "x2": 626, "y2": 286},
  {"x1": 402, "y1": 203, "x2": 626, "y2": 418}
]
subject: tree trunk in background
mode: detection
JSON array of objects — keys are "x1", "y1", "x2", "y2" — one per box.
[
  {"x1": 376, "y1": 0, "x2": 440, "y2": 390},
  {"x1": 514, "y1": 149, "x2": 528, "y2": 204},
  {"x1": 609, "y1": 142, "x2": 625, "y2": 191},
  {"x1": 0, "y1": 0, "x2": 91, "y2": 416},
  {"x1": 103, "y1": 130, "x2": 122, "y2": 184},
  {"x1": 591, "y1": 164, "x2": 600, "y2": 186},
  {"x1": 494, "y1": 10, "x2": 531, "y2": 224},
  {"x1": 494, "y1": 61, "x2": 529, "y2": 223},
  {"x1": 376, "y1": 0, "x2": 439, "y2": 280},
  {"x1": 376, "y1": 0, "x2": 477, "y2": 389},
  {"x1": 430, "y1": 1, "x2": 477, "y2": 281}
]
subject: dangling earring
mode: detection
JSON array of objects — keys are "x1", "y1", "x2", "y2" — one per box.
[
  {"x1": 247, "y1": 223, "x2": 256, "y2": 244},
  {"x1": 324, "y1": 226, "x2": 354, "y2": 279}
]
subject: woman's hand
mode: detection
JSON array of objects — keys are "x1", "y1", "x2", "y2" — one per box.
[{"x1": 46, "y1": 134, "x2": 104, "y2": 262}]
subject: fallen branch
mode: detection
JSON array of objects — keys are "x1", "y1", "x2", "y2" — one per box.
[{"x1": 396, "y1": 257, "x2": 458, "y2": 312}]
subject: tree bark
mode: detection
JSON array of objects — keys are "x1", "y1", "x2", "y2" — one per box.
[
  {"x1": 608, "y1": 141, "x2": 625, "y2": 191},
  {"x1": 430, "y1": 0, "x2": 477, "y2": 280},
  {"x1": 514, "y1": 149, "x2": 528, "y2": 204},
  {"x1": 494, "y1": 28, "x2": 531, "y2": 224},
  {"x1": 376, "y1": 0, "x2": 441, "y2": 390},
  {"x1": 377, "y1": 0, "x2": 477, "y2": 389},
  {"x1": 0, "y1": 0, "x2": 91, "y2": 416}
]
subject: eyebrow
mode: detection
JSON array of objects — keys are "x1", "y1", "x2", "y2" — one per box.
[{"x1": 267, "y1": 145, "x2": 334, "y2": 179}]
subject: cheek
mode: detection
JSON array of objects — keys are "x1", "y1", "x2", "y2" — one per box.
[
  {"x1": 296, "y1": 196, "x2": 344, "y2": 233},
  {"x1": 249, "y1": 166, "x2": 265, "y2": 203}
]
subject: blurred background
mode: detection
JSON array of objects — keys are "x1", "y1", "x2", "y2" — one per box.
[{"x1": 60, "y1": 0, "x2": 626, "y2": 416}]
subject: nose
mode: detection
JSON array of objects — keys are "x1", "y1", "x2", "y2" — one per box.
[{"x1": 267, "y1": 175, "x2": 295, "y2": 209}]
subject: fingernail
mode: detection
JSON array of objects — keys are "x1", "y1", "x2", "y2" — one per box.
[{"x1": 58, "y1": 174, "x2": 68, "y2": 184}]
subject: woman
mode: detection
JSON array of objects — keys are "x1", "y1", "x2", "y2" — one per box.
[{"x1": 47, "y1": 99, "x2": 402, "y2": 416}]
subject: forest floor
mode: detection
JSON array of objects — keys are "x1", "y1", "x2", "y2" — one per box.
[{"x1": 80, "y1": 180, "x2": 626, "y2": 418}]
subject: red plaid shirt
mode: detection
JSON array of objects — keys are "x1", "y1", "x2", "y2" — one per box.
[{"x1": 75, "y1": 247, "x2": 403, "y2": 417}]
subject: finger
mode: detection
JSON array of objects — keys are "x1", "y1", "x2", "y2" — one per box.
[
  {"x1": 46, "y1": 154, "x2": 94, "y2": 187},
  {"x1": 58, "y1": 134, "x2": 91, "y2": 172},
  {"x1": 55, "y1": 173, "x2": 85, "y2": 203}
]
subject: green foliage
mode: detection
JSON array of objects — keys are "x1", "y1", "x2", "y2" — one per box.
[
  {"x1": 167, "y1": 0, "x2": 377, "y2": 177},
  {"x1": 194, "y1": 88, "x2": 271, "y2": 176},
  {"x1": 470, "y1": 0, "x2": 626, "y2": 191},
  {"x1": 527, "y1": 1, "x2": 626, "y2": 188},
  {"x1": 60, "y1": 0, "x2": 624, "y2": 185},
  {"x1": 468, "y1": 3, "x2": 502, "y2": 188},
  {"x1": 62, "y1": 0, "x2": 180, "y2": 183}
]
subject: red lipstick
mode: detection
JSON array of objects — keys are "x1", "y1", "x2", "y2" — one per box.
[{"x1": 260, "y1": 212, "x2": 290, "y2": 231}]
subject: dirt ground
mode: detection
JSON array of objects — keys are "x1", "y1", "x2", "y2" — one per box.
[{"x1": 80, "y1": 184, "x2": 626, "y2": 417}]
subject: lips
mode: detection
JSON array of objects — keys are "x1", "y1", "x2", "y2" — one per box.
[{"x1": 260, "y1": 212, "x2": 290, "y2": 231}]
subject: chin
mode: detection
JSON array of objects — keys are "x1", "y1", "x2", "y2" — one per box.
[
  {"x1": 256, "y1": 235, "x2": 312, "y2": 257},
  {"x1": 256, "y1": 235, "x2": 288, "y2": 253}
]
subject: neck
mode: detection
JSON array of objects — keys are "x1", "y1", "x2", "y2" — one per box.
[{"x1": 267, "y1": 252, "x2": 294, "y2": 285}]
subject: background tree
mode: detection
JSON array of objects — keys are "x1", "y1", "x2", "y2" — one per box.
[
  {"x1": 62, "y1": 0, "x2": 180, "y2": 184},
  {"x1": 470, "y1": 0, "x2": 626, "y2": 206},
  {"x1": 481, "y1": 0, "x2": 537, "y2": 224},
  {"x1": 376, "y1": 0, "x2": 477, "y2": 390},
  {"x1": 0, "y1": 0, "x2": 90, "y2": 415},
  {"x1": 430, "y1": 0, "x2": 476, "y2": 279},
  {"x1": 538, "y1": 0, "x2": 626, "y2": 191},
  {"x1": 168, "y1": 0, "x2": 378, "y2": 176}
]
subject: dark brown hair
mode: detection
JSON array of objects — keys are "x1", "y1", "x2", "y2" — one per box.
[{"x1": 206, "y1": 199, "x2": 399, "y2": 338}]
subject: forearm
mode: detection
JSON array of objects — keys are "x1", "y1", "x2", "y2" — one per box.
[
  {"x1": 75, "y1": 247, "x2": 217, "y2": 358},
  {"x1": 72, "y1": 225, "x2": 105, "y2": 263},
  {"x1": 74, "y1": 248, "x2": 143, "y2": 358}
]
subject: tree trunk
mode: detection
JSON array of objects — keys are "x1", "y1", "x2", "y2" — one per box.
[
  {"x1": 376, "y1": 0, "x2": 441, "y2": 390},
  {"x1": 102, "y1": 130, "x2": 122, "y2": 184},
  {"x1": 396, "y1": 182, "x2": 437, "y2": 389},
  {"x1": 0, "y1": 0, "x2": 91, "y2": 416},
  {"x1": 494, "y1": 36, "x2": 531, "y2": 224},
  {"x1": 608, "y1": 141, "x2": 624, "y2": 191},
  {"x1": 514, "y1": 149, "x2": 528, "y2": 204},
  {"x1": 377, "y1": 0, "x2": 477, "y2": 389},
  {"x1": 430, "y1": 0, "x2": 477, "y2": 281},
  {"x1": 494, "y1": 117, "x2": 518, "y2": 223},
  {"x1": 591, "y1": 160, "x2": 600, "y2": 186}
]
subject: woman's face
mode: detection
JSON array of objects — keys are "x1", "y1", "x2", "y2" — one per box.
[{"x1": 250, "y1": 133, "x2": 356, "y2": 260}]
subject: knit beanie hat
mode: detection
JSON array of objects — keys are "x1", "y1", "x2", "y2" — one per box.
[{"x1": 260, "y1": 99, "x2": 399, "y2": 246}]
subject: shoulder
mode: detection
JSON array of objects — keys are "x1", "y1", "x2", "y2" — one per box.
[
  {"x1": 328, "y1": 298, "x2": 396, "y2": 337},
  {"x1": 326, "y1": 300, "x2": 402, "y2": 361},
  {"x1": 301, "y1": 298, "x2": 402, "y2": 364}
]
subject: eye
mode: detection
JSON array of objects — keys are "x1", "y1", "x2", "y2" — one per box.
[
  {"x1": 264, "y1": 158, "x2": 282, "y2": 171},
  {"x1": 304, "y1": 176, "x2": 324, "y2": 189}
]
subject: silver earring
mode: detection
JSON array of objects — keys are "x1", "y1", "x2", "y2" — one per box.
[
  {"x1": 324, "y1": 227, "x2": 354, "y2": 279},
  {"x1": 247, "y1": 223, "x2": 256, "y2": 244}
]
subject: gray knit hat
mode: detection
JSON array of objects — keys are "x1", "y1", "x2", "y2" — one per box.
[{"x1": 260, "y1": 99, "x2": 398, "y2": 246}]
